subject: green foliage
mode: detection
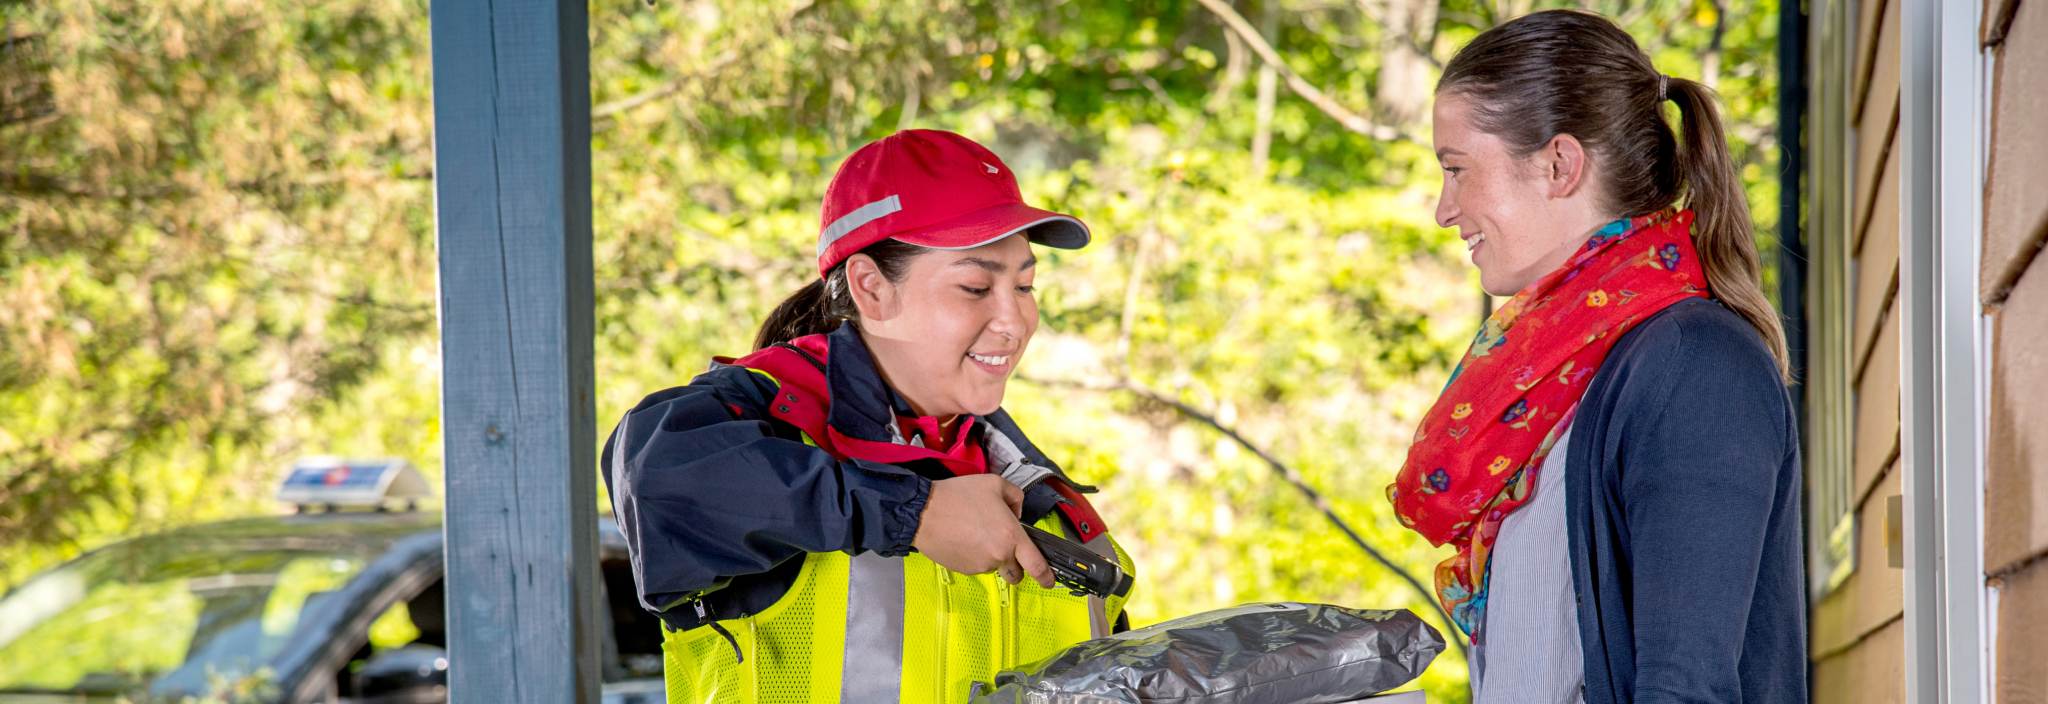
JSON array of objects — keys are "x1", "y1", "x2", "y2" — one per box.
[
  {"x1": 3, "y1": 1, "x2": 1782, "y2": 700},
  {"x1": 0, "y1": 0, "x2": 437, "y2": 570}
]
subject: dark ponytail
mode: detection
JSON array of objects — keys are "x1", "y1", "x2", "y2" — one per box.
[
  {"x1": 753, "y1": 278, "x2": 836, "y2": 351},
  {"x1": 751, "y1": 239, "x2": 926, "y2": 350},
  {"x1": 1437, "y1": 9, "x2": 1791, "y2": 383},
  {"x1": 1666, "y1": 77, "x2": 1791, "y2": 382}
]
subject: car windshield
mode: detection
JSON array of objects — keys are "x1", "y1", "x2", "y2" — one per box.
[{"x1": 0, "y1": 529, "x2": 386, "y2": 698}]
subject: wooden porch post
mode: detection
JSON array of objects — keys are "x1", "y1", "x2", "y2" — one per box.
[{"x1": 428, "y1": 1, "x2": 600, "y2": 701}]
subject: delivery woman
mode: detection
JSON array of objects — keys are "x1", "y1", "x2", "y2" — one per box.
[{"x1": 602, "y1": 129, "x2": 1135, "y2": 704}]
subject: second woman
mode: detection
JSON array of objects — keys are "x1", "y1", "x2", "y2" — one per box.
[{"x1": 1391, "y1": 10, "x2": 1805, "y2": 704}]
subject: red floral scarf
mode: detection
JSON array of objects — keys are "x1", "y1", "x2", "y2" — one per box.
[{"x1": 1388, "y1": 209, "x2": 1708, "y2": 642}]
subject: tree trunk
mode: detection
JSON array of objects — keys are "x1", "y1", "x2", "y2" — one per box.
[
  {"x1": 1251, "y1": 2, "x2": 1278, "y2": 177},
  {"x1": 1374, "y1": 0, "x2": 1439, "y2": 125}
]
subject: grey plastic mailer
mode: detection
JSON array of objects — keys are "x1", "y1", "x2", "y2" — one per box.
[{"x1": 968, "y1": 602, "x2": 1445, "y2": 703}]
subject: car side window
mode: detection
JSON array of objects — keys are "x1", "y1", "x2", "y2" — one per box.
[
  {"x1": 333, "y1": 579, "x2": 448, "y2": 703},
  {"x1": 601, "y1": 559, "x2": 662, "y2": 679}
]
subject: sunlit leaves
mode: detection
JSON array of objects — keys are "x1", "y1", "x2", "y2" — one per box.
[{"x1": 3, "y1": 3, "x2": 1783, "y2": 701}]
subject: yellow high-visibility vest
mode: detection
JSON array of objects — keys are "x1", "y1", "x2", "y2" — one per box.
[
  {"x1": 662, "y1": 512, "x2": 1134, "y2": 703},
  {"x1": 665, "y1": 340, "x2": 1136, "y2": 703}
]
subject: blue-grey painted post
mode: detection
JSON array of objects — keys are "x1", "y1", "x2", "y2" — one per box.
[{"x1": 428, "y1": 1, "x2": 600, "y2": 702}]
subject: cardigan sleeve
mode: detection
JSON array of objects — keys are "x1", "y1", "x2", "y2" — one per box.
[{"x1": 1612, "y1": 313, "x2": 1795, "y2": 703}]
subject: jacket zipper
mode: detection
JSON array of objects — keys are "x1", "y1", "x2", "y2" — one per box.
[{"x1": 996, "y1": 574, "x2": 1013, "y2": 667}]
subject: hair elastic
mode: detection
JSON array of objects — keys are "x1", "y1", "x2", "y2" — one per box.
[{"x1": 1657, "y1": 74, "x2": 1670, "y2": 102}]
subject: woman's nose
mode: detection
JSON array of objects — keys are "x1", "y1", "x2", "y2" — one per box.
[
  {"x1": 988, "y1": 291, "x2": 1029, "y2": 341},
  {"x1": 1435, "y1": 192, "x2": 1459, "y2": 229}
]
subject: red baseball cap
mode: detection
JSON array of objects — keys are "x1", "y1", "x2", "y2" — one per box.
[{"x1": 815, "y1": 129, "x2": 1090, "y2": 276}]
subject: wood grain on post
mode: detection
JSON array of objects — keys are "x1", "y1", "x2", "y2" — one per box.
[{"x1": 428, "y1": 1, "x2": 601, "y2": 701}]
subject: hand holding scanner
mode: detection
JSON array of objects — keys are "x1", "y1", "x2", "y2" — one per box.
[{"x1": 1021, "y1": 523, "x2": 1133, "y2": 599}]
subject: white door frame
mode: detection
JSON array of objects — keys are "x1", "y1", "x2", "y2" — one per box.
[{"x1": 1899, "y1": 0, "x2": 1992, "y2": 701}]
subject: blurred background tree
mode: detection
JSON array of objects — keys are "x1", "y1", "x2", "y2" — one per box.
[{"x1": 1, "y1": 1, "x2": 1780, "y2": 700}]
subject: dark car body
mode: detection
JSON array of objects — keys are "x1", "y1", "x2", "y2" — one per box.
[{"x1": 0, "y1": 511, "x2": 664, "y2": 703}]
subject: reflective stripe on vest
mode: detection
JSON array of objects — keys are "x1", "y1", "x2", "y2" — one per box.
[
  {"x1": 658, "y1": 342, "x2": 1134, "y2": 703},
  {"x1": 840, "y1": 552, "x2": 904, "y2": 701},
  {"x1": 1081, "y1": 534, "x2": 1118, "y2": 639},
  {"x1": 658, "y1": 521, "x2": 1127, "y2": 703}
]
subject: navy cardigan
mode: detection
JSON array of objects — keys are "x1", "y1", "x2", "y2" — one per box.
[{"x1": 1564, "y1": 297, "x2": 1808, "y2": 703}]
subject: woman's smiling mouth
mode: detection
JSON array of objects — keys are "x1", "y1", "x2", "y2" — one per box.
[{"x1": 967, "y1": 351, "x2": 1012, "y2": 372}]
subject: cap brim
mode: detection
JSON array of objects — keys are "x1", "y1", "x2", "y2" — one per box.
[{"x1": 888, "y1": 202, "x2": 1091, "y2": 252}]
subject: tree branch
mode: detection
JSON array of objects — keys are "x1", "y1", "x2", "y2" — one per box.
[
  {"x1": 1022, "y1": 374, "x2": 1469, "y2": 657},
  {"x1": 1205, "y1": 20, "x2": 1248, "y2": 114},
  {"x1": 1, "y1": 168, "x2": 432, "y2": 202},
  {"x1": 1192, "y1": 0, "x2": 1414, "y2": 143},
  {"x1": 896, "y1": 75, "x2": 922, "y2": 131},
  {"x1": 593, "y1": 80, "x2": 685, "y2": 120},
  {"x1": 595, "y1": 0, "x2": 825, "y2": 124},
  {"x1": 592, "y1": 44, "x2": 753, "y2": 123}
]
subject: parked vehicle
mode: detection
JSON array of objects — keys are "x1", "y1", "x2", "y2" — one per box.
[{"x1": 0, "y1": 459, "x2": 663, "y2": 703}]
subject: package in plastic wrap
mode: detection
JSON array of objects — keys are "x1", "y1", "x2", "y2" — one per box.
[{"x1": 967, "y1": 602, "x2": 1445, "y2": 704}]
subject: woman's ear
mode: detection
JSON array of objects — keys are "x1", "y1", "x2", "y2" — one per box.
[
  {"x1": 845, "y1": 254, "x2": 900, "y2": 322},
  {"x1": 1542, "y1": 133, "x2": 1590, "y2": 199}
]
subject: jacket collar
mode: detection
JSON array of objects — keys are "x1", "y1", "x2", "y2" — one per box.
[
  {"x1": 808, "y1": 323, "x2": 1103, "y2": 537},
  {"x1": 823, "y1": 322, "x2": 927, "y2": 444},
  {"x1": 819, "y1": 324, "x2": 1066, "y2": 474}
]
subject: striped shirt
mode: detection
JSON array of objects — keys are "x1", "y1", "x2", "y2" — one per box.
[{"x1": 1468, "y1": 424, "x2": 1586, "y2": 704}]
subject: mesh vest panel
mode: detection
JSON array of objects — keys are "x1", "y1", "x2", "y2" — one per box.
[
  {"x1": 661, "y1": 514, "x2": 1126, "y2": 703},
  {"x1": 663, "y1": 551, "x2": 848, "y2": 703}
]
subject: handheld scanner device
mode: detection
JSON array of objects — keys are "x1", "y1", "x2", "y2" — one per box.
[{"x1": 1022, "y1": 523, "x2": 1133, "y2": 599}]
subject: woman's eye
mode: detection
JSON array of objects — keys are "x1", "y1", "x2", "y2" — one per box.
[
  {"x1": 960, "y1": 286, "x2": 991, "y2": 297},
  {"x1": 1443, "y1": 167, "x2": 1463, "y2": 177},
  {"x1": 1016, "y1": 285, "x2": 1035, "y2": 294}
]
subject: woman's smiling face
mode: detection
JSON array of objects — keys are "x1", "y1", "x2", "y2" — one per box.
[
  {"x1": 1433, "y1": 93, "x2": 1592, "y2": 296},
  {"x1": 852, "y1": 234, "x2": 1039, "y2": 419}
]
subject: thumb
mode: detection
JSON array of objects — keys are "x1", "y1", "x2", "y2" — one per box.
[{"x1": 1012, "y1": 528, "x2": 1055, "y2": 589}]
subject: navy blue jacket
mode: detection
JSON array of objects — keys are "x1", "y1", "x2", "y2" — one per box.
[
  {"x1": 601, "y1": 323, "x2": 1084, "y2": 629},
  {"x1": 1565, "y1": 298, "x2": 1807, "y2": 703}
]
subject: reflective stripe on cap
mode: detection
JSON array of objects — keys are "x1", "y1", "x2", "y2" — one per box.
[{"x1": 817, "y1": 194, "x2": 902, "y2": 258}]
